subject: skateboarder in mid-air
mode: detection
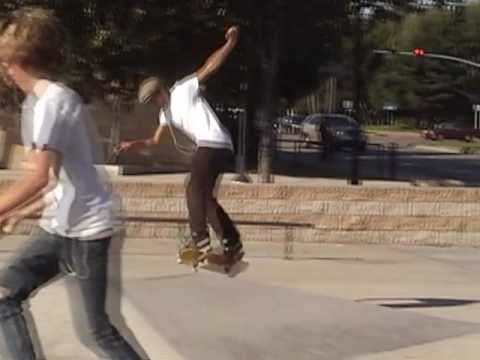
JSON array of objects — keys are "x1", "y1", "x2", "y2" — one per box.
[{"x1": 117, "y1": 26, "x2": 244, "y2": 269}]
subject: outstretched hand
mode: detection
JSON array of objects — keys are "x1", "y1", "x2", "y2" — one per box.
[
  {"x1": 115, "y1": 141, "x2": 135, "y2": 154},
  {"x1": 0, "y1": 215, "x2": 6, "y2": 233},
  {"x1": 0, "y1": 213, "x2": 20, "y2": 234},
  {"x1": 225, "y1": 26, "x2": 239, "y2": 45}
]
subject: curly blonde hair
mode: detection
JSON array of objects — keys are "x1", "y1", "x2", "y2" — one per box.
[{"x1": 0, "y1": 7, "x2": 65, "y2": 77}]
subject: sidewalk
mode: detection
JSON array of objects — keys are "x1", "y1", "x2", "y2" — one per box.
[
  {"x1": 1, "y1": 236, "x2": 478, "y2": 359},
  {"x1": 414, "y1": 145, "x2": 462, "y2": 154}
]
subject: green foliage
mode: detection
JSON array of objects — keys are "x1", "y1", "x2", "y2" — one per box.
[
  {"x1": 368, "y1": 4, "x2": 480, "y2": 118},
  {"x1": 0, "y1": 0, "x2": 347, "y2": 108}
]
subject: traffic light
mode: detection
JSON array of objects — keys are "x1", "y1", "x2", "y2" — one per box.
[
  {"x1": 413, "y1": 48, "x2": 426, "y2": 77},
  {"x1": 413, "y1": 48, "x2": 426, "y2": 57}
]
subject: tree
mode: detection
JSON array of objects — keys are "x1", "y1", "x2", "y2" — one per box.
[
  {"x1": 0, "y1": 1, "x2": 349, "y2": 176},
  {"x1": 345, "y1": 0, "x2": 426, "y2": 123},
  {"x1": 224, "y1": 0, "x2": 348, "y2": 180},
  {"x1": 368, "y1": 4, "x2": 480, "y2": 122}
]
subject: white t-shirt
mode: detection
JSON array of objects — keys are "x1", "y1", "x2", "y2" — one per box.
[
  {"x1": 21, "y1": 83, "x2": 114, "y2": 240},
  {"x1": 159, "y1": 76, "x2": 234, "y2": 150}
]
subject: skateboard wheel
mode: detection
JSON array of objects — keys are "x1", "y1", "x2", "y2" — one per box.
[{"x1": 177, "y1": 258, "x2": 183, "y2": 264}]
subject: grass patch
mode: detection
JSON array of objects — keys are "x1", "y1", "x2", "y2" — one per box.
[
  {"x1": 423, "y1": 140, "x2": 480, "y2": 154},
  {"x1": 365, "y1": 124, "x2": 419, "y2": 133}
]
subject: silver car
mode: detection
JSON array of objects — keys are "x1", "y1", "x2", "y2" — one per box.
[{"x1": 301, "y1": 113, "x2": 367, "y2": 150}]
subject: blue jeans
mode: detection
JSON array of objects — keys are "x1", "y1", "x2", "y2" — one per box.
[{"x1": 0, "y1": 229, "x2": 142, "y2": 360}]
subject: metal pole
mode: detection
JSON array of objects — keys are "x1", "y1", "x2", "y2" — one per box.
[
  {"x1": 232, "y1": 110, "x2": 252, "y2": 183},
  {"x1": 388, "y1": 143, "x2": 398, "y2": 181},
  {"x1": 373, "y1": 49, "x2": 480, "y2": 69},
  {"x1": 349, "y1": 132, "x2": 361, "y2": 186}
]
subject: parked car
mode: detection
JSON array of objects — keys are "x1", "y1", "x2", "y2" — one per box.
[
  {"x1": 422, "y1": 122, "x2": 479, "y2": 142},
  {"x1": 301, "y1": 114, "x2": 367, "y2": 151},
  {"x1": 275, "y1": 115, "x2": 305, "y2": 134}
]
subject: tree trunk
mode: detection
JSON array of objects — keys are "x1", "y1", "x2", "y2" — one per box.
[
  {"x1": 256, "y1": 0, "x2": 285, "y2": 183},
  {"x1": 257, "y1": 61, "x2": 278, "y2": 183},
  {"x1": 353, "y1": 6, "x2": 365, "y2": 124}
]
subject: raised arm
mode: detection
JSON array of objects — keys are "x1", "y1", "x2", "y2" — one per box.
[{"x1": 196, "y1": 26, "x2": 239, "y2": 84}]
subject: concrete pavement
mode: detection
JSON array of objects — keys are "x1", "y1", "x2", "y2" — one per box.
[{"x1": 0, "y1": 237, "x2": 479, "y2": 359}]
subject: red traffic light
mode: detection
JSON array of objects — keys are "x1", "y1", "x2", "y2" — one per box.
[{"x1": 413, "y1": 48, "x2": 426, "y2": 57}]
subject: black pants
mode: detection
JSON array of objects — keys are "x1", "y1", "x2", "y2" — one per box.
[
  {"x1": 0, "y1": 229, "x2": 141, "y2": 360},
  {"x1": 187, "y1": 147, "x2": 239, "y2": 245}
]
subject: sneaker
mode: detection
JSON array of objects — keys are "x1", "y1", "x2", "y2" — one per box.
[
  {"x1": 222, "y1": 239, "x2": 244, "y2": 260},
  {"x1": 177, "y1": 237, "x2": 212, "y2": 265},
  {"x1": 179, "y1": 236, "x2": 212, "y2": 252},
  {"x1": 196, "y1": 237, "x2": 213, "y2": 254}
]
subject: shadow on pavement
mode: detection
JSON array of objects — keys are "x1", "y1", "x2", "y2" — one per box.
[
  {"x1": 357, "y1": 298, "x2": 480, "y2": 309},
  {"x1": 126, "y1": 273, "x2": 480, "y2": 360}
]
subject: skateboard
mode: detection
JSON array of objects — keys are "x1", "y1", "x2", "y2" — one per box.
[
  {"x1": 177, "y1": 246, "x2": 246, "y2": 274},
  {"x1": 177, "y1": 247, "x2": 204, "y2": 272}
]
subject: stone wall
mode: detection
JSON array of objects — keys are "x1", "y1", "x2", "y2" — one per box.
[
  {"x1": 1, "y1": 104, "x2": 193, "y2": 170},
  {"x1": 1, "y1": 177, "x2": 480, "y2": 247}
]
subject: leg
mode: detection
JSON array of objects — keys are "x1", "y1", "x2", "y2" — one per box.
[
  {"x1": 0, "y1": 229, "x2": 61, "y2": 360},
  {"x1": 203, "y1": 150, "x2": 241, "y2": 246},
  {"x1": 206, "y1": 199, "x2": 239, "y2": 244},
  {"x1": 186, "y1": 148, "x2": 215, "y2": 250},
  {"x1": 67, "y1": 238, "x2": 141, "y2": 359}
]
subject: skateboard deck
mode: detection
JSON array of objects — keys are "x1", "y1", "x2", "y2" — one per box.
[{"x1": 177, "y1": 247, "x2": 248, "y2": 276}]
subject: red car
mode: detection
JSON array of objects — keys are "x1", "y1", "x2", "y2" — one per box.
[{"x1": 422, "y1": 122, "x2": 480, "y2": 142}]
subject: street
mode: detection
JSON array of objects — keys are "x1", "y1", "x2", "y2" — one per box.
[
  {"x1": 2, "y1": 236, "x2": 478, "y2": 360},
  {"x1": 275, "y1": 131, "x2": 480, "y2": 185}
]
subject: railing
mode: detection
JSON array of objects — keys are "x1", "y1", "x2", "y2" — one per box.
[
  {"x1": 274, "y1": 136, "x2": 399, "y2": 184},
  {"x1": 16, "y1": 214, "x2": 315, "y2": 261}
]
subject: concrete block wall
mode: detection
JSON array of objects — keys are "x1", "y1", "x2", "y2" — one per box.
[
  {"x1": 110, "y1": 183, "x2": 480, "y2": 246},
  {"x1": 2, "y1": 177, "x2": 480, "y2": 247}
]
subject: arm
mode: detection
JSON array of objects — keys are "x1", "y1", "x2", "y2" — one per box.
[
  {"x1": 117, "y1": 124, "x2": 168, "y2": 153},
  {"x1": 196, "y1": 26, "x2": 239, "y2": 84},
  {"x1": 0, "y1": 149, "x2": 60, "y2": 216},
  {"x1": 0, "y1": 192, "x2": 49, "y2": 233}
]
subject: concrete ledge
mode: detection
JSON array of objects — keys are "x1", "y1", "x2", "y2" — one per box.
[
  {"x1": 97, "y1": 164, "x2": 189, "y2": 177},
  {"x1": 110, "y1": 182, "x2": 480, "y2": 203},
  {"x1": 3, "y1": 178, "x2": 480, "y2": 203},
  {"x1": 117, "y1": 198, "x2": 480, "y2": 217},
  {"x1": 2, "y1": 173, "x2": 480, "y2": 247}
]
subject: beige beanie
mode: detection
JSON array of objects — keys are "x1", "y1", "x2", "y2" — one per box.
[{"x1": 137, "y1": 76, "x2": 166, "y2": 104}]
